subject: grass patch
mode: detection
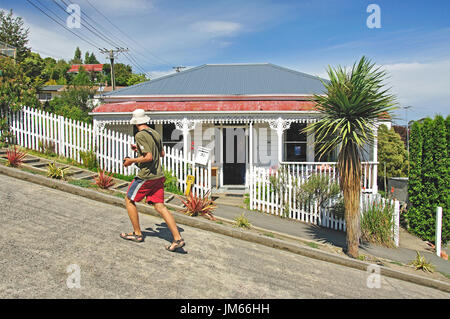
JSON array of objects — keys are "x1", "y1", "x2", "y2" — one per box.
[
  {"x1": 114, "y1": 192, "x2": 126, "y2": 199},
  {"x1": 68, "y1": 179, "x2": 98, "y2": 188},
  {"x1": 388, "y1": 260, "x2": 403, "y2": 266},
  {"x1": 438, "y1": 272, "x2": 450, "y2": 280},
  {"x1": 307, "y1": 242, "x2": 319, "y2": 249},
  {"x1": 263, "y1": 232, "x2": 275, "y2": 238},
  {"x1": 215, "y1": 221, "x2": 223, "y2": 225},
  {"x1": 111, "y1": 173, "x2": 135, "y2": 182}
]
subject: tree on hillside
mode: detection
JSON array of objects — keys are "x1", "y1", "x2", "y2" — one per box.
[
  {"x1": 71, "y1": 47, "x2": 82, "y2": 64},
  {"x1": 377, "y1": 124, "x2": 408, "y2": 180},
  {"x1": 21, "y1": 52, "x2": 45, "y2": 86},
  {"x1": 84, "y1": 51, "x2": 99, "y2": 64},
  {"x1": 0, "y1": 9, "x2": 30, "y2": 62},
  {"x1": 0, "y1": 56, "x2": 38, "y2": 113},
  {"x1": 127, "y1": 73, "x2": 148, "y2": 86},
  {"x1": 71, "y1": 66, "x2": 91, "y2": 85},
  {"x1": 393, "y1": 125, "x2": 407, "y2": 147},
  {"x1": 305, "y1": 56, "x2": 397, "y2": 258},
  {"x1": 48, "y1": 85, "x2": 96, "y2": 123},
  {"x1": 102, "y1": 63, "x2": 133, "y2": 86},
  {"x1": 0, "y1": 55, "x2": 38, "y2": 144}
]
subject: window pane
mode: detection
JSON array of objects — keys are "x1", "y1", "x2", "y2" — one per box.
[
  {"x1": 285, "y1": 123, "x2": 307, "y2": 142},
  {"x1": 163, "y1": 123, "x2": 182, "y2": 142},
  {"x1": 284, "y1": 142, "x2": 307, "y2": 162}
]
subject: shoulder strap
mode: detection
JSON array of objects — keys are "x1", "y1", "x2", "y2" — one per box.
[{"x1": 142, "y1": 129, "x2": 162, "y2": 154}]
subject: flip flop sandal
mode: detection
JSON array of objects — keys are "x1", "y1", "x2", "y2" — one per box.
[
  {"x1": 120, "y1": 232, "x2": 144, "y2": 243},
  {"x1": 166, "y1": 238, "x2": 185, "y2": 252}
]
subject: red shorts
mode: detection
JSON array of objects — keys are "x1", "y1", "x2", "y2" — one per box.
[{"x1": 126, "y1": 177, "x2": 165, "y2": 204}]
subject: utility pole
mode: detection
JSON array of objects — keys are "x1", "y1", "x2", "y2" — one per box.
[
  {"x1": 99, "y1": 47, "x2": 129, "y2": 90},
  {"x1": 173, "y1": 66, "x2": 186, "y2": 73}
]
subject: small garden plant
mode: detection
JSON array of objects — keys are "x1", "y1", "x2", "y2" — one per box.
[
  {"x1": 46, "y1": 162, "x2": 70, "y2": 180},
  {"x1": 179, "y1": 190, "x2": 216, "y2": 220},
  {"x1": 234, "y1": 213, "x2": 251, "y2": 229},
  {"x1": 94, "y1": 169, "x2": 115, "y2": 189},
  {"x1": 409, "y1": 251, "x2": 435, "y2": 273},
  {"x1": 6, "y1": 146, "x2": 26, "y2": 167}
]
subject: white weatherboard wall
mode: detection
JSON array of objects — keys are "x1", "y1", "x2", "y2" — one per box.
[
  {"x1": 7, "y1": 107, "x2": 211, "y2": 197},
  {"x1": 253, "y1": 123, "x2": 278, "y2": 168}
]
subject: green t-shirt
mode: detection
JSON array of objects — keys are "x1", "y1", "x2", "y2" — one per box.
[{"x1": 135, "y1": 128, "x2": 164, "y2": 180}]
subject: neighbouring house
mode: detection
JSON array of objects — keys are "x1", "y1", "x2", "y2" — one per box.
[
  {"x1": 37, "y1": 85, "x2": 65, "y2": 103},
  {"x1": 91, "y1": 63, "x2": 389, "y2": 191},
  {"x1": 67, "y1": 63, "x2": 104, "y2": 82}
]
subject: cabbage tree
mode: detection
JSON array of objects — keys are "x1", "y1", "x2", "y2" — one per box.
[{"x1": 306, "y1": 56, "x2": 397, "y2": 258}]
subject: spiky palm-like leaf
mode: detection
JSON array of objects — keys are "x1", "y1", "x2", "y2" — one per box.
[
  {"x1": 178, "y1": 191, "x2": 217, "y2": 220},
  {"x1": 305, "y1": 56, "x2": 397, "y2": 258}
]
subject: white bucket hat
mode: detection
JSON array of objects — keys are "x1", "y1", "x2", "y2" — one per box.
[{"x1": 130, "y1": 109, "x2": 150, "y2": 125}]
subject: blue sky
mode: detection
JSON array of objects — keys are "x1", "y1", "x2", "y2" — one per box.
[{"x1": 2, "y1": 0, "x2": 450, "y2": 121}]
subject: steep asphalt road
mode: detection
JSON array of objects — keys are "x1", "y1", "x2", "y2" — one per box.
[{"x1": 0, "y1": 174, "x2": 448, "y2": 299}]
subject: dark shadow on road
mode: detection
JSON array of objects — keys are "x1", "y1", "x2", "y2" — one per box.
[
  {"x1": 143, "y1": 223, "x2": 188, "y2": 254},
  {"x1": 302, "y1": 223, "x2": 374, "y2": 252}
]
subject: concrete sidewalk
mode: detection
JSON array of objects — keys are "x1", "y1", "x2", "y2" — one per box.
[{"x1": 210, "y1": 203, "x2": 450, "y2": 276}]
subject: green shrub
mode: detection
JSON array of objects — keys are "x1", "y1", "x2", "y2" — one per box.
[
  {"x1": 296, "y1": 173, "x2": 340, "y2": 208},
  {"x1": 164, "y1": 169, "x2": 183, "y2": 195},
  {"x1": 377, "y1": 124, "x2": 408, "y2": 179},
  {"x1": 407, "y1": 116, "x2": 449, "y2": 244}
]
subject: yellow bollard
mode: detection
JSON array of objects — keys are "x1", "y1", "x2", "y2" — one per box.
[{"x1": 185, "y1": 175, "x2": 195, "y2": 196}]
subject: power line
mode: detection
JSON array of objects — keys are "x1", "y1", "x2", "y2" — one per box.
[
  {"x1": 84, "y1": 0, "x2": 175, "y2": 68},
  {"x1": 55, "y1": 0, "x2": 149, "y2": 75},
  {"x1": 25, "y1": 0, "x2": 99, "y2": 50},
  {"x1": 53, "y1": 0, "x2": 121, "y2": 50}
]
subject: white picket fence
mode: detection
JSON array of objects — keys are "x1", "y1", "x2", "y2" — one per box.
[
  {"x1": 249, "y1": 165, "x2": 400, "y2": 245},
  {"x1": 6, "y1": 106, "x2": 211, "y2": 197}
]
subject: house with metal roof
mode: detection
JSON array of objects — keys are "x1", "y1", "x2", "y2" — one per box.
[{"x1": 90, "y1": 63, "x2": 381, "y2": 189}]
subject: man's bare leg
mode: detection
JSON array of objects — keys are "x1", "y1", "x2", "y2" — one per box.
[
  {"x1": 121, "y1": 197, "x2": 143, "y2": 239},
  {"x1": 153, "y1": 202, "x2": 183, "y2": 249}
]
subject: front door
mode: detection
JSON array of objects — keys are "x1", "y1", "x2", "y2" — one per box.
[{"x1": 222, "y1": 127, "x2": 246, "y2": 185}]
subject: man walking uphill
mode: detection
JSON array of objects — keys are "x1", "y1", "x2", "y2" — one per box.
[{"x1": 120, "y1": 109, "x2": 185, "y2": 252}]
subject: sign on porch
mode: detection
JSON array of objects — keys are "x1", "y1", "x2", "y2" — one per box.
[{"x1": 194, "y1": 146, "x2": 211, "y2": 166}]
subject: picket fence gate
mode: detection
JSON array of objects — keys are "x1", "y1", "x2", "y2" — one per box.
[
  {"x1": 249, "y1": 165, "x2": 400, "y2": 246},
  {"x1": 6, "y1": 106, "x2": 211, "y2": 197}
]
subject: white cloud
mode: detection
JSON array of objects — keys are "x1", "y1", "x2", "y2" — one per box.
[
  {"x1": 81, "y1": 0, "x2": 154, "y2": 13},
  {"x1": 190, "y1": 21, "x2": 241, "y2": 37},
  {"x1": 382, "y1": 60, "x2": 450, "y2": 120}
]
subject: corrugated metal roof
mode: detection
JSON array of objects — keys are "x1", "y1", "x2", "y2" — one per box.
[
  {"x1": 40, "y1": 85, "x2": 65, "y2": 91},
  {"x1": 102, "y1": 63, "x2": 326, "y2": 97}
]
